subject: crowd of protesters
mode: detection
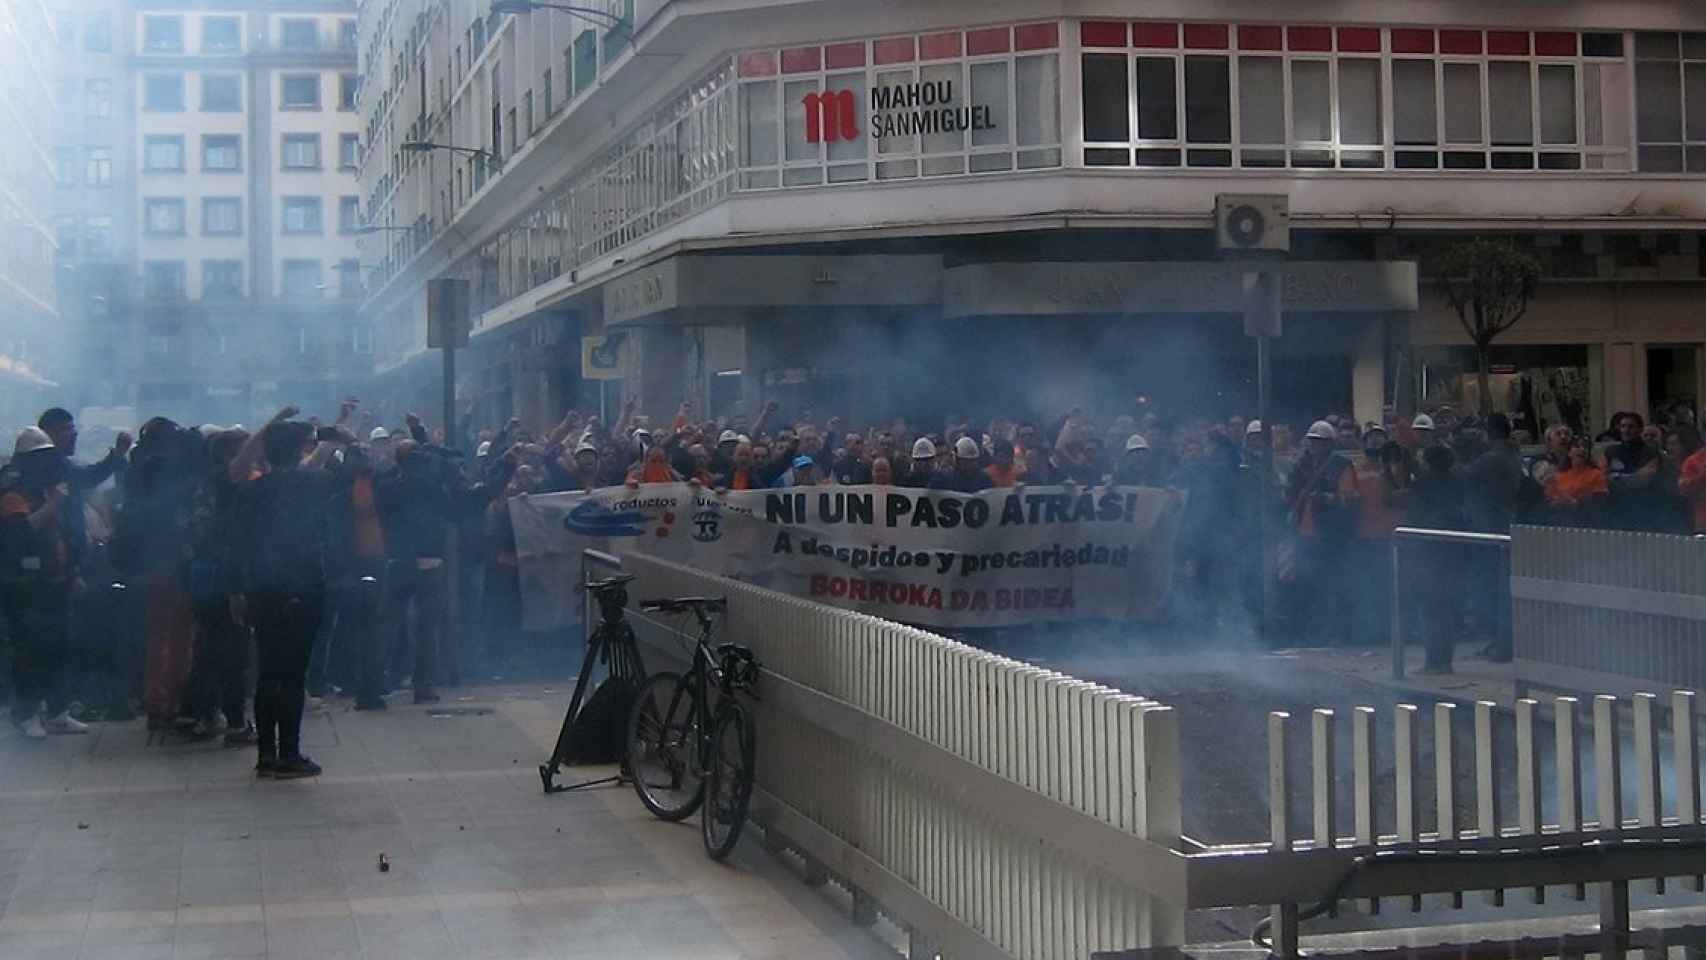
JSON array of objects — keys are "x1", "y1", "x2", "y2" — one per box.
[{"x1": 2, "y1": 393, "x2": 1703, "y2": 765}]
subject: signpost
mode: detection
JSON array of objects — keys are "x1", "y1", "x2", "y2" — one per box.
[{"x1": 426, "y1": 278, "x2": 470, "y2": 683}]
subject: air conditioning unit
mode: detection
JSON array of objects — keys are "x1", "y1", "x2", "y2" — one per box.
[{"x1": 1216, "y1": 194, "x2": 1290, "y2": 254}]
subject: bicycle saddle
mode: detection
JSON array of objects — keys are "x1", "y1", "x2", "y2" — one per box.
[
  {"x1": 640, "y1": 596, "x2": 728, "y2": 614},
  {"x1": 584, "y1": 574, "x2": 637, "y2": 591}
]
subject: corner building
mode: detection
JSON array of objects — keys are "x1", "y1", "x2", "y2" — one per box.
[{"x1": 360, "y1": 1, "x2": 1706, "y2": 437}]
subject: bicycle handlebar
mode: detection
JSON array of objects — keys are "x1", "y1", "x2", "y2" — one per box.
[{"x1": 640, "y1": 596, "x2": 727, "y2": 615}]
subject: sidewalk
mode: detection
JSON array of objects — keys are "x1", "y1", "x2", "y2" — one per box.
[
  {"x1": 1281, "y1": 641, "x2": 1518, "y2": 709},
  {"x1": 0, "y1": 685, "x2": 902, "y2": 960}
]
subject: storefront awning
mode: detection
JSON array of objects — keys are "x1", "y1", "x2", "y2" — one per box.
[{"x1": 602, "y1": 254, "x2": 945, "y2": 326}]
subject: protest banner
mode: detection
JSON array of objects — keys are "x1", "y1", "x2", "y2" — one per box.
[{"x1": 509, "y1": 483, "x2": 1184, "y2": 630}]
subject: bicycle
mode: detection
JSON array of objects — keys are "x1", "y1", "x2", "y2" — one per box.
[{"x1": 624, "y1": 595, "x2": 761, "y2": 861}]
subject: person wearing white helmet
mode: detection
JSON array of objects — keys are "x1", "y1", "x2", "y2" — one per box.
[
  {"x1": 1282, "y1": 419, "x2": 1361, "y2": 645},
  {"x1": 1112, "y1": 434, "x2": 1155, "y2": 486},
  {"x1": 1, "y1": 426, "x2": 90, "y2": 739},
  {"x1": 945, "y1": 435, "x2": 991, "y2": 492},
  {"x1": 900, "y1": 437, "x2": 937, "y2": 488}
]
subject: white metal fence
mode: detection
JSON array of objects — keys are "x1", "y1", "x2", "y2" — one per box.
[{"x1": 613, "y1": 552, "x2": 1186, "y2": 960}]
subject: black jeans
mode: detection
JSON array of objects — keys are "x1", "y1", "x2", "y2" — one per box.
[
  {"x1": 189, "y1": 599, "x2": 248, "y2": 729},
  {"x1": 4, "y1": 583, "x2": 71, "y2": 723},
  {"x1": 386, "y1": 563, "x2": 443, "y2": 695},
  {"x1": 252, "y1": 590, "x2": 321, "y2": 760}
]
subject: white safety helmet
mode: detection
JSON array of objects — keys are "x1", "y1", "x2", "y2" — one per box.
[
  {"x1": 954, "y1": 436, "x2": 980, "y2": 459},
  {"x1": 1411, "y1": 414, "x2": 1436, "y2": 432},
  {"x1": 369, "y1": 426, "x2": 391, "y2": 441},
  {"x1": 13, "y1": 426, "x2": 53, "y2": 456},
  {"x1": 911, "y1": 437, "x2": 937, "y2": 460},
  {"x1": 1305, "y1": 420, "x2": 1336, "y2": 442},
  {"x1": 476, "y1": 440, "x2": 492, "y2": 457},
  {"x1": 1124, "y1": 434, "x2": 1150, "y2": 452},
  {"x1": 1244, "y1": 419, "x2": 1263, "y2": 435},
  {"x1": 718, "y1": 429, "x2": 740, "y2": 445}
]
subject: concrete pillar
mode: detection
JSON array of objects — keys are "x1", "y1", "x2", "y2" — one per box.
[
  {"x1": 1352, "y1": 316, "x2": 1386, "y2": 428},
  {"x1": 1606, "y1": 342, "x2": 1638, "y2": 416}
]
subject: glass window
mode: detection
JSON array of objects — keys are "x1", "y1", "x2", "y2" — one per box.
[
  {"x1": 1238, "y1": 57, "x2": 1285, "y2": 144},
  {"x1": 53, "y1": 148, "x2": 78, "y2": 185},
  {"x1": 1082, "y1": 54, "x2": 1129, "y2": 143},
  {"x1": 203, "y1": 135, "x2": 240, "y2": 171},
  {"x1": 281, "y1": 134, "x2": 321, "y2": 169},
  {"x1": 573, "y1": 31, "x2": 598, "y2": 96},
  {"x1": 1539, "y1": 64, "x2": 1578, "y2": 144},
  {"x1": 1291, "y1": 60, "x2": 1331, "y2": 141},
  {"x1": 84, "y1": 14, "x2": 111, "y2": 52},
  {"x1": 144, "y1": 74, "x2": 185, "y2": 111},
  {"x1": 202, "y1": 197, "x2": 241, "y2": 235},
  {"x1": 1393, "y1": 60, "x2": 1438, "y2": 145},
  {"x1": 739, "y1": 81, "x2": 778, "y2": 167},
  {"x1": 1184, "y1": 57, "x2": 1230, "y2": 144},
  {"x1": 204, "y1": 260, "x2": 242, "y2": 297},
  {"x1": 202, "y1": 74, "x2": 241, "y2": 111},
  {"x1": 972, "y1": 61, "x2": 1013, "y2": 150},
  {"x1": 338, "y1": 196, "x2": 361, "y2": 232},
  {"x1": 281, "y1": 75, "x2": 319, "y2": 109},
  {"x1": 203, "y1": 16, "x2": 239, "y2": 53},
  {"x1": 1337, "y1": 59, "x2": 1382, "y2": 146},
  {"x1": 1687, "y1": 63, "x2": 1706, "y2": 141},
  {"x1": 339, "y1": 133, "x2": 360, "y2": 169},
  {"x1": 282, "y1": 260, "x2": 322, "y2": 296},
  {"x1": 144, "y1": 198, "x2": 186, "y2": 234},
  {"x1": 282, "y1": 197, "x2": 322, "y2": 233},
  {"x1": 143, "y1": 135, "x2": 185, "y2": 172},
  {"x1": 86, "y1": 79, "x2": 113, "y2": 118},
  {"x1": 1135, "y1": 58, "x2": 1177, "y2": 140},
  {"x1": 1442, "y1": 63, "x2": 1483, "y2": 143},
  {"x1": 782, "y1": 78, "x2": 818, "y2": 162},
  {"x1": 280, "y1": 19, "x2": 318, "y2": 50},
  {"x1": 85, "y1": 216, "x2": 112, "y2": 254},
  {"x1": 143, "y1": 261, "x2": 186, "y2": 299},
  {"x1": 1015, "y1": 54, "x2": 1058, "y2": 149},
  {"x1": 339, "y1": 261, "x2": 366, "y2": 301},
  {"x1": 339, "y1": 74, "x2": 359, "y2": 110},
  {"x1": 143, "y1": 15, "x2": 183, "y2": 52},
  {"x1": 1488, "y1": 61, "x2": 1534, "y2": 146},
  {"x1": 338, "y1": 19, "x2": 357, "y2": 50},
  {"x1": 86, "y1": 147, "x2": 112, "y2": 186}
]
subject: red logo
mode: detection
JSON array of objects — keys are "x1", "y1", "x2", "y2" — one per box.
[{"x1": 803, "y1": 89, "x2": 859, "y2": 144}]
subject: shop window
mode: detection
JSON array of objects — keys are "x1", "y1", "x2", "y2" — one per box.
[{"x1": 1634, "y1": 32, "x2": 1706, "y2": 172}]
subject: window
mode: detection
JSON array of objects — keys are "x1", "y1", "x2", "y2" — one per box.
[
  {"x1": 281, "y1": 134, "x2": 321, "y2": 169},
  {"x1": 572, "y1": 31, "x2": 597, "y2": 96},
  {"x1": 282, "y1": 196, "x2": 322, "y2": 233},
  {"x1": 143, "y1": 261, "x2": 186, "y2": 300},
  {"x1": 543, "y1": 69, "x2": 554, "y2": 115},
  {"x1": 204, "y1": 260, "x2": 242, "y2": 298},
  {"x1": 338, "y1": 133, "x2": 360, "y2": 169},
  {"x1": 282, "y1": 259, "x2": 322, "y2": 296},
  {"x1": 338, "y1": 196, "x2": 361, "y2": 233},
  {"x1": 281, "y1": 75, "x2": 319, "y2": 109},
  {"x1": 339, "y1": 74, "x2": 359, "y2": 110},
  {"x1": 143, "y1": 15, "x2": 183, "y2": 52},
  {"x1": 1393, "y1": 59, "x2": 1439, "y2": 167},
  {"x1": 203, "y1": 16, "x2": 239, "y2": 53},
  {"x1": 1238, "y1": 56, "x2": 1285, "y2": 166},
  {"x1": 144, "y1": 198, "x2": 186, "y2": 234},
  {"x1": 85, "y1": 147, "x2": 112, "y2": 186},
  {"x1": 84, "y1": 13, "x2": 111, "y2": 52},
  {"x1": 203, "y1": 135, "x2": 241, "y2": 171},
  {"x1": 280, "y1": 19, "x2": 318, "y2": 50},
  {"x1": 338, "y1": 19, "x2": 357, "y2": 50},
  {"x1": 53, "y1": 148, "x2": 78, "y2": 185},
  {"x1": 203, "y1": 198, "x2": 241, "y2": 235},
  {"x1": 143, "y1": 135, "x2": 186, "y2": 172},
  {"x1": 351, "y1": 322, "x2": 374, "y2": 351},
  {"x1": 143, "y1": 74, "x2": 185, "y2": 111},
  {"x1": 202, "y1": 74, "x2": 241, "y2": 111},
  {"x1": 1634, "y1": 32, "x2": 1706, "y2": 172},
  {"x1": 85, "y1": 217, "x2": 112, "y2": 255},
  {"x1": 524, "y1": 91, "x2": 534, "y2": 136},
  {"x1": 86, "y1": 79, "x2": 113, "y2": 118},
  {"x1": 1337, "y1": 58, "x2": 1383, "y2": 166},
  {"x1": 337, "y1": 260, "x2": 365, "y2": 301}
]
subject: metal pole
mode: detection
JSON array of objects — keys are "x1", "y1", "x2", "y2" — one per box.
[
  {"x1": 1390, "y1": 537, "x2": 1404, "y2": 680},
  {"x1": 1257, "y1": 333, "x2": 1277, "y2": 644},
  {"x1": 442, "y1": 343, "x2": 462, "y2": 686}
]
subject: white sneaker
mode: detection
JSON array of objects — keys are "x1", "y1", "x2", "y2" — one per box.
[
  {"x1": 19, "y1": 715, "x2": 47, "y2": 740},
  {"x1": 43, "y1": 712, "x2": 90, "y2": 735}
]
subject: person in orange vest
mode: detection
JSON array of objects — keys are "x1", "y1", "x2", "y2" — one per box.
[
  {"x1": 1352, "y1": 435, "x2": 1413, "y2": 645},
  {"x1": 1677, "y1": 426, "x2": 1706, "y2": 534},
  {"x1": 1283, "y1": 420, "x2": 1359, "y2": 645}
]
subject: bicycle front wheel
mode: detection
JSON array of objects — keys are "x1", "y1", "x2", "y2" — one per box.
[
  {"x1": 702, "y1": 701, "x2": 756, "y2": 861},
  {"x1": 626, "y1": 672, "x2": 705, "y2": 821}
]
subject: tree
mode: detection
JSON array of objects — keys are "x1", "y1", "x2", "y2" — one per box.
[{"x1": 1436, "y1": 239, "x2": 1543, "y2": 417}]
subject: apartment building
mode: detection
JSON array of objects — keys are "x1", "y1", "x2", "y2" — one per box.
[
  {"x1": 358, "y1": 1, "x2": 1706, "y2": 436},
  {"x1": 1, "y1": 0, "x2": 64, "y2": 426},
  {"x1": 129, "y1": 2, "x2": 367, "y2": 425}
]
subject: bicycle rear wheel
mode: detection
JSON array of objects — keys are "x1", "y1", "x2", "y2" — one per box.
[
  {"x1": 702, "y1": 701, "x2": 755, "y2": 861},
  {"x1": 625, "y1": 672, "x2": 704, "y2": 821}
]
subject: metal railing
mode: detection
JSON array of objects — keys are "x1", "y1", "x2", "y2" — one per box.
[{"x1": 1389, "y1": 525, "x2": 1511, "y2": 681}]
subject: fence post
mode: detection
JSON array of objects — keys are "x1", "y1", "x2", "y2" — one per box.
[
  {"x1": 1592, "y1": 695, "x2": 1629, "y2": 945},
  {"x1": 1269, "y1": 711, "x2": 1299, "y2": 959},
  {"x1": 1515, "y1": 699, "x2": 1544, "y2": 904},
  {"x1": 1633, "y1": 693, "x2": 1664, "y2": 896},
  {"x1": 1139, "y1": 705, "x2": 1183, "y2": 948},
  {"x1": 1475, "y1": 700, "x2": 1504, "y2": 907},
  {"x1": 1434, "y1": 702, "x2": 1463, "y2": 910},
  {"x1": 1674, "y1": 691, "x2": 1703, "y2": 893}
]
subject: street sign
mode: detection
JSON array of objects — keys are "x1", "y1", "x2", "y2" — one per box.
[
  {"x1": 426, "y1": 278, "x2": 470, "y2": 349},
  {"x1": 581, "y1": 335, "x2": 625, "y2": 380},
  {"x1": 1242, "y1": 269, "x2": 1283, "y2": 339}
]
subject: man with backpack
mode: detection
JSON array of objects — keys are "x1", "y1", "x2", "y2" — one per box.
[{"x1": 1, "y1": 427, "x2": 91, "y2": 739}]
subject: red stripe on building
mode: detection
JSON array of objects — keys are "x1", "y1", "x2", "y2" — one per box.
[
  {"x1": 736, "y1": 51, "x2": 777, "y2": 78},
  {"x1": 1534, "y1": 31, "x2": 1575, "y2": 56},
  {"x1": 1014, "y1": 22, "x2": 1058, "y2": 51},
  {"x1": 1391, "y1": 28, "x2": 1435, "y2": 54},
  {"x1": 1081, "y1": 21, "x2": 1128, "y2": 48},
  {"x1": 1132, "y1": 22, "x2": 1178, "y2": 48},
  {"x1": 824, "y1": 41, "x2": 865, "y2": 69},
  {"x1": 1183, "y1": 23, "x2": 1228, "y2": 49},
  {"x1": 1237, "y1": 25, "x2": 1282, "y2": 51},
  {"x1": 1337, "y1": 27, "x2": 1380, "y2": 52},
  {"x1": 1286, "y1": 25, "x2": 1332, "y2": 52},
  {"x1": 780, "y1": 47, "x2": 821, "y2": 74},
  {"x1": 965, "y1": 26, "x2": 1010, "y2": 55},
  {"x1": 1439, "y1": 29, "x2": 1483, "y2": 54},
  {"x1": 919, "y1": 31, "x2": 962, "y2": 60},
  {"x1": 1486, "y1": 30, "x2": 1529, "y2": 55},
  {"x1": 873, "y1": 36, "x2": 915, "y2": 64}
]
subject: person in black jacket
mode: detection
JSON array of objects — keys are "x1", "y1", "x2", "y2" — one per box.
[
  {"x1": 233, "y1": 420, "x2": 331, "y2": 779},
  {"x1": 184, "y1": 429, "x2": 255, "y2": 744},
  {"x1": 375, "y1": 440, "x2": 460, "y2": 704},
  {"x1": 1406, "y1": 444, "x2": 1467, "y2": 674}
]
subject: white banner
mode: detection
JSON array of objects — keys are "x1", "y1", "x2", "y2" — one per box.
[{"x1": 509, "y1": 483, "x2": 1185, "y2": 630}]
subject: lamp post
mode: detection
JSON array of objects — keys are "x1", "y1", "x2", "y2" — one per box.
[{"x1": 487, "y1": 0, "x2": 629, "y2": 31}]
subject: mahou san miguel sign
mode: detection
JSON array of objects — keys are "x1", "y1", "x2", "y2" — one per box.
[{"x1": 804, "y1": 79, "x2": 997, "y2": 143}]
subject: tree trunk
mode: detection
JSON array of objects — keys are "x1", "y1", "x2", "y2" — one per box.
[{"x1": 1475, "y1": 342, "x2": 1493, "y2": 418}]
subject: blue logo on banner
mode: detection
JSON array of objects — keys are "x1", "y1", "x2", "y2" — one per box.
[{"x1": 565, "y1": 500, "x2": 646, "y2": 537}]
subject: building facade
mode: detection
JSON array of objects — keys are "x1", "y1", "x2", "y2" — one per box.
[
  {"x1": 121, "y1": 1, "x2": 367, "y2": 426},
  {"x1": 1, "y1": 0, "x2": 64, "y2": 428},
  {"x1": 358, "y1": 0, "x2": 1706, "y2": 439}
]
